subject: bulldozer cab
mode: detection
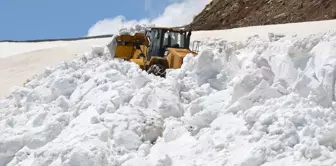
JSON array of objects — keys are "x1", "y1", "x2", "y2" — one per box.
[
  {"x1": 111, "y1": 26, "x2": 196, "y2": 77},
  {"x1": 145, "y1": 27, "x2": 192, "y2": 61}
]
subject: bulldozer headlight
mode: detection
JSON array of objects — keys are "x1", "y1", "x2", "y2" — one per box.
[{"x1": 164, "y1": 50, "x2": 170, "y2": 56}]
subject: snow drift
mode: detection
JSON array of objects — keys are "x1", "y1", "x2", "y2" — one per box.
[{"x1": 1, "y1": 26, "x2": 336, "y2": 166}]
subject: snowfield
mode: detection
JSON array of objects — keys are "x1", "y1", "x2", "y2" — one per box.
[{"x1": 1, "y1": 22, "x2": 336, "y2": 166}]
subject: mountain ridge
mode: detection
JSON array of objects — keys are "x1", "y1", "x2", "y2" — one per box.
[{"x1": 186, "y1": 0, "x2": 336, "y2": 30}]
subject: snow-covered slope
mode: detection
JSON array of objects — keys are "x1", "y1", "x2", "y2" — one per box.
[
  {"x1": 0, "y1": 37, "x2": 112, "y2": 59},
  {"x1": 0, "y1": 37, "x2": 112, "y2": 99},
  {"x1": 1, "y1": 23, "x2": 336, "y2": 166}
]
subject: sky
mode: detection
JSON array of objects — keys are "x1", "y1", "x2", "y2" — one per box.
[{"x1": 0, "y1": 0, "x2": 210, "y2": 40}]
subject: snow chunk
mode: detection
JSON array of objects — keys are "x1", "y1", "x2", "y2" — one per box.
[
  {"x1": 148, "y1": 87, "x2": 183, "y2": 118},
  {"x1": 115, "y1": 130, "x2": 142, "y2": 150}
]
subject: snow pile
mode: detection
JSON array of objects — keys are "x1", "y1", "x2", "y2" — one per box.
[
  {"x1": 2, "y1": 28, "x2": 336, "y2": 166},
  {"x1": 0, "y1": 47, "x2": 161, "y2": 166}
]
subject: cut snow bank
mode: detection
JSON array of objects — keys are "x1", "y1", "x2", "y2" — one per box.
[
  {"x1": 191, "y1": 19, "x2": 336, "y2": 42},
  {"x1": 2, "y1": 26, "x2": 336, "y2": 166}
]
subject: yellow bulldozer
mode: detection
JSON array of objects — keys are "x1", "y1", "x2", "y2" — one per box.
[{"x1": 107, "y1": 27, "x2": 199, "y2": 77}]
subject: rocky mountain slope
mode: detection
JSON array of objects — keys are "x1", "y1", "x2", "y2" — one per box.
[{"x1": 187, "y1": 0, "x2": 336, "y2": 30}]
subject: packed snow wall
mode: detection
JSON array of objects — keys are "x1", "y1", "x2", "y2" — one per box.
[{"x1": 1, "y1": 27, "x2": 336, "y2": 166}]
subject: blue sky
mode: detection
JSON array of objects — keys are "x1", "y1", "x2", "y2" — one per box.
[{"x1": 0, "y1": 0, "x2": 173, "y2": 40}]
